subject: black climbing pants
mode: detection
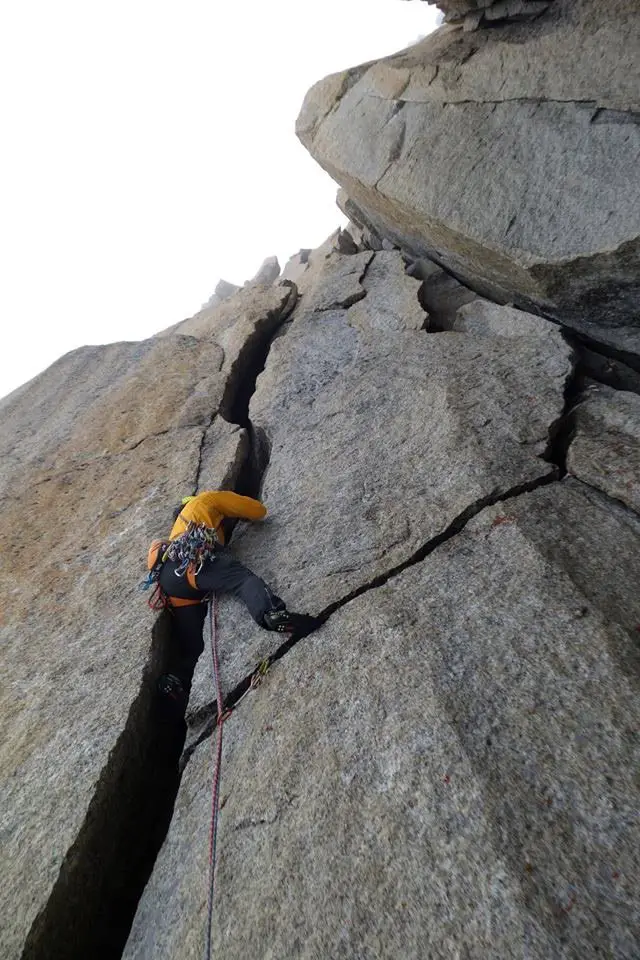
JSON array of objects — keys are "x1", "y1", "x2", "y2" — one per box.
[{"x1": 158, "y1": 550, "x2": 284, "y2": 687}]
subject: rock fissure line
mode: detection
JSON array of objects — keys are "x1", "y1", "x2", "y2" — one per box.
[
  {"x1": 192, "y1": 412, "x2": 219, "y2": 494},
  {"x1": 219, "y1": 282, "x2": 298, "y2": 426},
  {"x1": 183, "y1": 321, "x2": 580, "y2": 760},
  {"x1": 364, "y1": 92, "x2": 640, "y2": 118},
  {"x1": 544, "y1": 340, "x2": 583, "y2": 478},
  {"x1": 183, "y1": 465, "x2": 562, "y2": 764},
  {"x1": 78, "y1": 285, "x2": 306, "y2": 950}
]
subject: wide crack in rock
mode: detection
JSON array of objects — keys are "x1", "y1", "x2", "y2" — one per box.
[{"x1": 0, "y1": 284, "x2": 299, "y2": 959}]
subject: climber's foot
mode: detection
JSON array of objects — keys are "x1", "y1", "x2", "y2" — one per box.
[
  {"x1": 263, "y1": 609, "x2": 323, "y2": 640},
  {"x1": 157, "y1": 673, "x2": 187, "y2": 710}
]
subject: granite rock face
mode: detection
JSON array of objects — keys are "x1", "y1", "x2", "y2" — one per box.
[
  {"x1": 244, "y1": 283, "x2": 571, "y2": 616},
  {"x1": 297, "y1": 0, "x2": 640, "y2": 359},
  {"x1": 5, "y1": 8, "x2": 640, "y2": 948},
  {"x1": 5, "y1": 217, "x2": 640, "y2": 959},
  {"x1": 125, "y1": 480, "x2": 640, "y2": 960},
  {"x1": 0, "y1": 287, "x2": 297, "y2": 958},
  {"x1": 426, "y1": 0, "x2": 554, "y2": 29},
  {"x1": 567, "y1": 383, "x2": 640, "y2": 515},
  {"x1": 125, "y1": 237, "x2": 639, "y2": 960},
  {"x1": 184, "y1": 249, "x2": 570, "y2": 733},
  {"x1": 347, "y1": 250, "x2": 426, "y2": 331}
]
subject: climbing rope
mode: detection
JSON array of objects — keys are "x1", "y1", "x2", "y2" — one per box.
[
  {"x1": 204, "y1": 594, "x2": 226, "y2": 960},
  {"x1": 203, "y1": 614, "x2": 271, "y2": 958}
]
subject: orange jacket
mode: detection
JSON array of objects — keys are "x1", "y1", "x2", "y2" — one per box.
[{"x1": 169, "y1": 490, "x2": 267, "y2": 544}]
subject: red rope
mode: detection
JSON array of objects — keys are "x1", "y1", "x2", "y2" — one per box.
[{"x1": 204, "y1": 595, "x2": 225, "y2": 960}]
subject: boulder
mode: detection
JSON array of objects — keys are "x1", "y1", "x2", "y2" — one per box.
[
  {"x1": 299, "y1": 249, "x2": 373, "y2": 311},
  {"x1": 125, "y1": 480, "x2": 640, "y2": 960},
  {"x1": 200, "y1": 278, "x2": 241, "y2": 310},
  {"x1": 298, "y1": 0, "x2": 640, "y2": 360},
  {"x1": 453, "y1": 299, "x2": 560, "y2": 338},
  {"x1": 347, "y1": 250, "x2": 426, "y2": 332},
  {"x1": 567, "y1": 383, "x2": 640, "y2": 515},
  {"x1": 246, "y1": 255, "x2": 281, "y2": 287}
]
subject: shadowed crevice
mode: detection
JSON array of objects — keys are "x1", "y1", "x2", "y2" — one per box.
[
  {"x1": 20, "y1": 284, "x2": 303, "y2": 958},
  {"x1": 21, "y1": 615, "x2": 185, "y2": 960},
  {"x1": 543, "y1": 341, "x2": 584, "y2": 478},
  {"x1": 219, "y1": 283, "x2": 298, "y2": 427}
]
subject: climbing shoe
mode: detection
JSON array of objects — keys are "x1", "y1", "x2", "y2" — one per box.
[
  {"x1": 157, "y1": 673, "x2": 187, "y2": 707},
  {"x1": 263, "y1": 609, "x2": 323, "y2": 639}
]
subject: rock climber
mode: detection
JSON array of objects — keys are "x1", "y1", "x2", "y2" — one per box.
[{"x1": 151, "y1": 490, "x2": 322, "y2": 707}]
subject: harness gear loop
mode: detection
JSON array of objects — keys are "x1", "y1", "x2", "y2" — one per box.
[
  {"x1": 166, "y1": 521, "x2": 219, "y2": 578},
  {"x1": 141, "y1": 524, "x2": 219, "y2": 612}
]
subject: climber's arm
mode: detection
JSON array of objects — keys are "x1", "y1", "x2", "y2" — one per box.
[{"x1": 204, "y1": 490, "x2": 267, "y2": 521}]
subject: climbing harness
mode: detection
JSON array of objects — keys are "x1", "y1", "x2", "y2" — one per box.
[{"x1": 140, "y1": 523, "x2": 219, "y2": 611}]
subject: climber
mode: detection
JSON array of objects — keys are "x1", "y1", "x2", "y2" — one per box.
[{"x1": 152, "y1": 490, "x2": 322, "y2": 706}]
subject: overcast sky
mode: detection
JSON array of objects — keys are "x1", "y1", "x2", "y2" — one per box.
[{"x1": 0, "y1": 1, "x2": 438, "y2": 399}]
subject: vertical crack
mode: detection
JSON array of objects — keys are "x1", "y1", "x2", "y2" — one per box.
[
  {"x1": 219, "y1": 283, "x2": 298, "y2": 427},
  {"x1": 20, "y1": 281, "x2": 302, "y2": 959},
  {"x1": 543, "y1": 339, "x2": 585, "y2": 477},
  {"x1": 21, "y1": 616, "x2": 186, "y2": 960},
  {"x1": 192, "y1": 411, "x2": 219, "y2": 495}
]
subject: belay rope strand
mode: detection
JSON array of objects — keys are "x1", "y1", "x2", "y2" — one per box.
[
  {"x1": 202, "y1": 602, "x2": 271, "y2": 959},
  {"x1": 205, "y1": 594, "x2": 227, "y2": 960}
]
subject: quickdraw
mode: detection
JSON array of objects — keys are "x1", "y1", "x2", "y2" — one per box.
[
  {"x1": 250, "y1": 659, "x2": 270, "y2": 689},
  {"x1": 164, "y1": 522, "x2": 219, "y2": 577}
]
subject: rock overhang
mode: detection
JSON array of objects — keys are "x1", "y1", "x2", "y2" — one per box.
[{"x1": 297, "y1": 0, "x2": 640, "y2": 361}]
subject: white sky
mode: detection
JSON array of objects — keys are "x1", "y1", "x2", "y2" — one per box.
[{"x1": 0, "y1": 1, "x2": 438, "y2": 399}]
